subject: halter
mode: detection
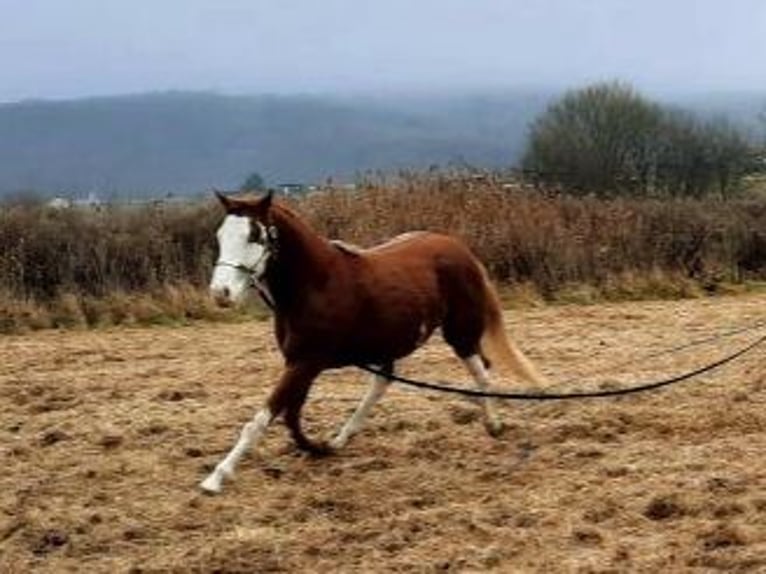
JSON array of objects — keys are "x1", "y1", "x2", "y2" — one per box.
[{"x1": 214, "y1": 225, "x2": 278, "y2": 308}]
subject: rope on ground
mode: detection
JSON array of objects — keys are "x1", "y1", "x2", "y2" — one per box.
[{"x1": 356, "y1": 325, "x2": 766, "y2": 402}]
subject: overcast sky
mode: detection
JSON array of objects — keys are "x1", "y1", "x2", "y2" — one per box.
[{"x1": 1, "y1": 0, "x2": 764, "y2": 103}]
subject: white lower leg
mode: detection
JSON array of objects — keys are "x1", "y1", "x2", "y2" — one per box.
[
  {"x1": 463, "y1": 355, "x2": 502, "y2": 433},
  {"x1": 200, "y1": 408, "x2": 272, "y2": 493},
  {"x1": 330, "y1": 375, "x2": 389, "y2": 449}
]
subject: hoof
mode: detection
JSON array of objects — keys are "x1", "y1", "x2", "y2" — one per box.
[
  {"x1": 328, "y1": 437, "x2": 346, "y2": 450},
  {"x1": 294, "y1": 436, "x2": 335, "y2": 458},
  {"x1": 307, "y1": 441, "x2": 334, "y2": 458},
  {"x1": 484, "y1": 420, "x2": 506, "y2": 438},
  {"x1": 200, "y1": 471, "x2": 226, "y2": 494}
]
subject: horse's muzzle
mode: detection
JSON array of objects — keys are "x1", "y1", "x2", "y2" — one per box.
[{"x1": 210, "y1": 287, "x2": 234, "y2": 307}]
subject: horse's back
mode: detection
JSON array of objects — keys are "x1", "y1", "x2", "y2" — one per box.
[
  {"x1": 330, "y1": 231, "x2": 429, "y2": 257},
  {"x1": 364, "y1": 231, "x2": 475, "y2": 262}
]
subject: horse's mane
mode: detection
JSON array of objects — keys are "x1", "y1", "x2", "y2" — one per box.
[
  {"x1": 271, "y1": 201, "x2": 363, "y2": 257},
  {"x1": 270, "y1": 200, "x2": 303, "y2": 223},
  {"x1": 268, "y1": 201, "x2": 319, "y2": 241}
]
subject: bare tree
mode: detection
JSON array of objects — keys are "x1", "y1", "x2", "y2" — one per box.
[{"x1": 523, "y1": 82, "x2": 754, "y2": 198}]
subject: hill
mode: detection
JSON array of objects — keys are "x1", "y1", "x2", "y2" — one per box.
[
  {"x1": 0, "y1": 91, "x2": 550, "y2": 198},
  {"x1": 0, "y1": 90, "x2": 762, "y2": 198}
]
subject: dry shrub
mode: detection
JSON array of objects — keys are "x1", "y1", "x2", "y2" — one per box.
[
  {"x1": 0, "y1": 200, "x2": 219, "y2": 302},
  {"x1": 156, "y1": 283, "x2": 216, "y2": 321},
  {"x1": 49, "y1": 292, "x2": 87, "y2": 328},
  {"x1": 1, "y1": 175, "x2": 764, "y2": 332},
  {"x1": 600, "y1": 269, "x2": 704, "y2": 302},
  {"x1": 301, "y1": 176, "x2": 766, "y2": 296},
  {"x1": 0, "y1": 290, "x2": 50, "y2": 333}
]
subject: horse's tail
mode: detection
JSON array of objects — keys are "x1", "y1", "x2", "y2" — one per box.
[{"x1": 478, "y1": 267, "x2": 548, "y2": 389}]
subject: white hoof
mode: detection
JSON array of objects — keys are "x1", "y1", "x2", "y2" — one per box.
[
  {"x1": 200, "y1": 471, "x2": 225, "y2": 494},
  {"x1": 329, "y1": 435, "x2": 347, "y2": 450},
  {"x1": 484, "y1": 418, "x2": 505, "y2": 438}
]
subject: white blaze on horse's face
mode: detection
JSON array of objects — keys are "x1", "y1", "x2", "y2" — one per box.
[{"x1": 210, "y1": 215, "x2": 270, "y2": 304}]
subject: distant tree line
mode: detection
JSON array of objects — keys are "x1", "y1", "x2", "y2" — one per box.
[
  {"x1": 522, "y1": 82, "x2": 760, "y2": 198},
  {"x1": 241, "y1": 172, "x2": 266, "y2": 191}
]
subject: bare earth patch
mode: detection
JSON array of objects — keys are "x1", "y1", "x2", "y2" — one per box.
[{"x1": 1, "y1": 294, "x2": 765, "y2": 572}]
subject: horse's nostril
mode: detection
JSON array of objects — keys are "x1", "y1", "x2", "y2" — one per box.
[{"x1": 211, "y1": 286, "x2": 232, "y2": 306}]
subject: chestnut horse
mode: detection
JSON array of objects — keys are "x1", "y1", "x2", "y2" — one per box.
[{"x1": 201, "y1": 191, "x2": 546, "y2": 493}]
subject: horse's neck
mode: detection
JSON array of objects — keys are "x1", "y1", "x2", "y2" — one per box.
[{"x1": 266, "y1": 207, "x2": 337, "y2": 308}]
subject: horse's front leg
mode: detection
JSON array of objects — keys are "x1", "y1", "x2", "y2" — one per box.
[
  {"x1": 200, "y1": 363, "x2": 322, "y2": 494},
  {"x1": 276, "y1": 363, "x2": 332, "y2": 457}
]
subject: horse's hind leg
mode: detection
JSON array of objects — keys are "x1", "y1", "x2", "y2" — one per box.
[
  {"x1": 463, "y1": 354, "x2": 504, "y2": 437},
  {"x1": 330, "y1": 363, "x2": 392, "y2": 449},
  {"x1": 442, "y1": 306, "x2": 503, "y2": 437}
]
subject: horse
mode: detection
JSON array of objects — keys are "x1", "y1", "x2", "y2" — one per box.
[{"x1": 200, "y1": 190, "x2": 547, "y2": 493}]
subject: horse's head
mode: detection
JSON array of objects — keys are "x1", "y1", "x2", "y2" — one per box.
[{"x1": 210, "y1": 190, "x2": 277, "y2": 305}]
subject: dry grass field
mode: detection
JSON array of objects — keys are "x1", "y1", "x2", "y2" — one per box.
[{"x1": 1, "y1": 294, "x2": 765, "y2": 573}]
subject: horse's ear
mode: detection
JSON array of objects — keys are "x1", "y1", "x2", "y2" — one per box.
[
  {"x1": 255, "y1": 189, "x2": 274, "y2": 217},
  {"x1": 262, "y1": 189, "x2": 274, "y2": 209},
  {"x1": 213, "y1": 189, "x2": 232, "y2": 210}
]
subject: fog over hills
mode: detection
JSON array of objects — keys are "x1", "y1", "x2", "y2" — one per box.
[{"x1": 0, "y1": 90, "x2": 762, "y2": 198}]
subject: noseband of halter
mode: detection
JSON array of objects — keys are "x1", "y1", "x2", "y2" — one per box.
[{"x1": 214, "y1": 260, "x2": 262, "y2": 280}]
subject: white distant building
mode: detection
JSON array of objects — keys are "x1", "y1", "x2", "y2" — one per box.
[
  {"x1": 276, "y1": 183, "x2": 307, "y2": 196},
  {"x1": 46, "y1": 192, "x2": 102, "y2": 209},
  {"x1": 47, "y1": 197, "x2": 72, "y2": 209},
  {"x1": 74, "y1": 192, "x2": 101, "y2": 207}
]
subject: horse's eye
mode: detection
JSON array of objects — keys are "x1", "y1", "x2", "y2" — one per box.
[{"x1": 248, "y1": 221, "x2": 263, "y2": 243}]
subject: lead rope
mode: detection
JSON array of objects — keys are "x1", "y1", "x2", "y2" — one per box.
[{"x1": 355, "y1": 329, "x2": 765, "y2": 401}]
